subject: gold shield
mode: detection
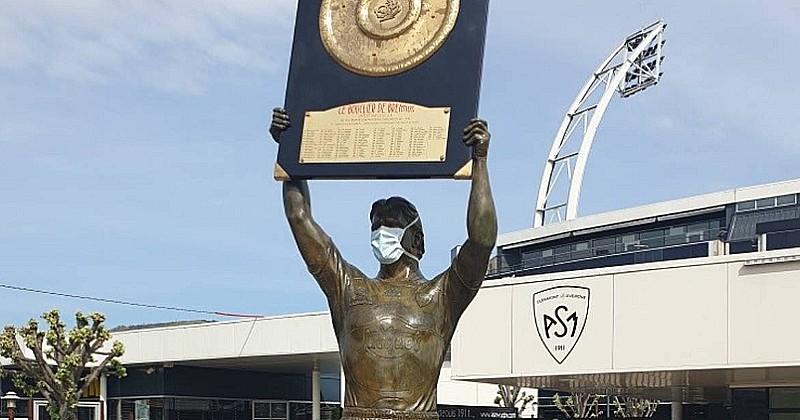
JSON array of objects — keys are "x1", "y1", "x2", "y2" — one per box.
[{"x1": 319, "y1": 0, "x2": 460, "y2": 77}]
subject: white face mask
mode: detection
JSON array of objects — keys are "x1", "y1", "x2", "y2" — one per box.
[{"x1": 371, "y1": 216, "x2": 420, "y2": 265}]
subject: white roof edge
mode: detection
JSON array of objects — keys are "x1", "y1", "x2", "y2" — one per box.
[
  {"x1": 499, "y1": 177, "x2": 800, "y2": 248},
  {"x1": 111, "y1": 311, "x2": 331, "y2": 336}
]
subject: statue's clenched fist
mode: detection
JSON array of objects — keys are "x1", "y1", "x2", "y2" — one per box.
[
  {"x1": 463, "y1": 118, "x2": 490, "y2": 159},
  {"x1": 269, "y1": 107, "x2": 291, "y2": 143}
]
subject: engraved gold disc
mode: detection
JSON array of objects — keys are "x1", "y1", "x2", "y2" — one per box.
[{"x1": 320, "y1": 0, "x2": 460, "y2": 77}]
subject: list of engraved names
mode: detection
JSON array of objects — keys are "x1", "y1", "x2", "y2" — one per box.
[{"x1": 299, "y1": 102, "x2": 450, "y2": 164}]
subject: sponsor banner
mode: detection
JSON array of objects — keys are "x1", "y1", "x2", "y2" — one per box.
[{"x1": 437, "y1": 405, "x2": 517, "y2": 420}]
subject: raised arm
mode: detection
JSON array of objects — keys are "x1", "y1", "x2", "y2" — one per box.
[
  {"x1": 282, "y1": 179, "x2": 334, "y2": 269},
  {"x1": 450, "y1": 119, "x2": 498, "y2": 297},
  {"x1": 271, "y1": 108, "x2": 342, "y2": 297}
]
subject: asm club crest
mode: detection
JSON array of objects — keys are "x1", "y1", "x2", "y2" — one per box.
[{"x1": 532, "y1": 286, "x2": 590, "y2": 364}]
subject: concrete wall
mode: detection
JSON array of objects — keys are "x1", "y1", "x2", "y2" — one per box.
[{"x1": 452, "y1": 248, "x2": 800, "y2": 381}]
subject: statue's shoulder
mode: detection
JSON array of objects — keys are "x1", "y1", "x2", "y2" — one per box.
[
  {"x1": 342, "y1": 270, "x2": 377, "y2": 308},
  {"x1": 341, "y1": 262, "x2": 371, "y2": 281}
]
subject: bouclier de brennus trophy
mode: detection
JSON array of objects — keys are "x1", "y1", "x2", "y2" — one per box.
[
  {"x1": 274, "y1": 0, "x2": 489, "y2": 180},
  {"x1": 269, "y1": 1, "x2": 494, "y2": 420}
]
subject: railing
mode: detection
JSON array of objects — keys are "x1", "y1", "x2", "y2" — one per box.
[{"x1": 487, "y1": 239, "x2": 716, "y2": 278}]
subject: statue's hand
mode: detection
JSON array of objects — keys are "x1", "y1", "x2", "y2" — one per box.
[
  {"x1": 269, "y1": 107, "x2": 292, "y2": 143},
  {"x1": 463, "y1": 118, "x2": 490, "y2": 159}
]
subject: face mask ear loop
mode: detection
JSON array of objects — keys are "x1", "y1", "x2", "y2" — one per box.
[
  {"x1": 400, "y1": 216, "x2": 421, "y2": 262},
  {"x1": 403, "y1": 249, "x2": 420, "y2": 263}
]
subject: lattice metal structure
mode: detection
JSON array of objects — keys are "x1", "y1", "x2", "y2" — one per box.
[{"x1": 533, "y1": 21, "x2": 667, "y2": 227}]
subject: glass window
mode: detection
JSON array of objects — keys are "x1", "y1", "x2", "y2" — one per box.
[
  {"x1": 135, "y1": 401, "x2": 151, "y2": 420},
  {"x1": 2, "y1": 398, "x2": 30, "y2": 418},
  {"x1": 290, "y1": 403, "x2": 340, "y2": 420},
  {"x1": 290, "y1": 403, "x2": 311, "y2": 420},
  {"x1": 319, "y1": 405, "x2": 341, "y2": 420},
  {"x1": 592, "y1": 237, "x2": 615, "y2": 256},
  {"x1": 522, "y1": 250, "x2": 541, "y2": 266},
  {"x1": 771, "y1": 388, "x2": 800, "y2": 409},
  {"x1": 639, "y1": 229, "x2": 665, "y2": 248},
  {"x1": 255, "y1": 402, "x2": 270, "y2": 419},
  {"x1": 770, "y1": 415, "x2": 800, "y2": 420},
  {"x1": 41, "y1": 405, "x2": 98, "y2": 420},
  {"x1": 670, "y1": 226, "x2": 687, "y2": 235},
  {"x1": 219, "y1": 401, "x2": 249, "y2": 420},
  {"x1": 572, "y1": 241, "x2": 591, "y2": 260},
  {"x1": 173, "y1": 399, "x2": 210, "y2": 420},
  {"x1": 271, "y1": 404, "x2": 287, "y2": 420},
  {"x1": 737, "y1": 200, "x2": 756, "y2": 212},
  {"x1": 778, "y1": 194, "x2": 798, "y2": 206},
  {"x1": 254, "y1": 402, "x2": 287, "y2": 420},
  {"x1": 617, "y1": 234, "x2": 638, "y2": 252},
  {"x1": 554, "y1": 245, "x2": 571, "y2": 263},
  {"x1": 757, "y1": 197, "x2": 777, "y2": 209},
  {"x1": 540, "y1": 248, "x2": 554, "y2": 266},
  {"x1": 687, "y1": 222, "x2": 708, "y2": 242},
  {"x1": 688, "y1": 222, "x2": 707, "y2": 232},
  {"x1": 666, "y1": 226, "x2": 687, "y2": 245},
  {"x1": 120, "y1": 399, "x2": 165, "y2": 420}
]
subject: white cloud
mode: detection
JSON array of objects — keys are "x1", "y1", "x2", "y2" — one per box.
[{"x1": 0, "y1": 0, "x2": 296, "y2": 94}]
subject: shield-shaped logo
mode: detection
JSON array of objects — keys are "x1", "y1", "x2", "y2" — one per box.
[{"x1": 532, "y1": 286, "x2": 590, "y2": 364}]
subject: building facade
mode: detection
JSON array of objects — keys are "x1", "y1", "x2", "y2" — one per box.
[{"x1": 454, "y1": 178, "x2": 800, "y2": 419}]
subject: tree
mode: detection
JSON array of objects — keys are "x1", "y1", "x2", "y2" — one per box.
[
  {"x1": 494, "y1": 384, "x2": 535, "y2": 416},
  {"x1": 553, "y1": 393, "x2": 601, "y2": 418},
  {"x1": 612, "y1": 396, "x2": 660, "y2": 418},
  {"x1": 0, "y1": 310, "x2": 126, "y2": 420}
]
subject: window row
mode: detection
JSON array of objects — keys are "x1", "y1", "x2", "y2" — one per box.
[
  {"x1": 505, "y1": 219, "x2": 722, "y2": 270},
  {"x1": 736, "y1": 194, "x2": 797, "y2": 212},
  {"x1": 110, "y1": 399, "x2": 340, "y2": 420}
]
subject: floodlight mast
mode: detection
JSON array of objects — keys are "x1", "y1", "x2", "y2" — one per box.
[{"x1": 533, "y1": 21, "x2": 667, "y2": 227}]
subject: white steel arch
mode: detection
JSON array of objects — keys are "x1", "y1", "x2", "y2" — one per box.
[{"x1": 534, "y1": 21, "x2": 667, "y2": 227}]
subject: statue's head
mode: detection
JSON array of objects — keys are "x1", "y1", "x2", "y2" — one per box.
[{"x1": 370, "y1": 196, "x2": 425, "y2": 264}]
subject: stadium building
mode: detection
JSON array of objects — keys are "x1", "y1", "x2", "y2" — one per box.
[{"x1": 454, "y1": 178, "x2": 800, "y2": 419}]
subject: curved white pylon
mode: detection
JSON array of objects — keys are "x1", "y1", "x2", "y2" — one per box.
[{"x1": 534, "y1": 21, "x2": 667, "y2": 227}]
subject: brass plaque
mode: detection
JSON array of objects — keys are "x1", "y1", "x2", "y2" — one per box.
[
  {"x1": 319, "y1": 0, "x2": 460, "y2": 77},
  {"x1": 299, "y1": 101, "x2": 451, "y2": 164}
]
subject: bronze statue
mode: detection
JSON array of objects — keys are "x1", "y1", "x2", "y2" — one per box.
[{"x1": 270, "y1": 108, "x2": 497, "y2": 420}]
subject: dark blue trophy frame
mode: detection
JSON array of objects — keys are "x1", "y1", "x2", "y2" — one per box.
[{"x1": 275, "y1": 0, "x2": 490, "y2": 180}]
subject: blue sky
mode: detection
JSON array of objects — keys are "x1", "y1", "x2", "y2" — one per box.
[{"x1": 1, "y1": 1, "x2": 799, "y2": 326}]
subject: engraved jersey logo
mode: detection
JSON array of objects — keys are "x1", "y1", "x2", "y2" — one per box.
[
  {"x1": 384, "y1": 287, "x2": 402, "y2": 298},
  {"x1": 532, "y1": 286, "x2": 590, "y2": 364},
  {"x1": 375, "y1": 0, "x2": 402, "y2": 22},
  {"x1": 364, "y1": 321, "x2": 423, "y2": 359},
  {"x1": 349, "y1": 286, "x2": 373, "y2": 306}
]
